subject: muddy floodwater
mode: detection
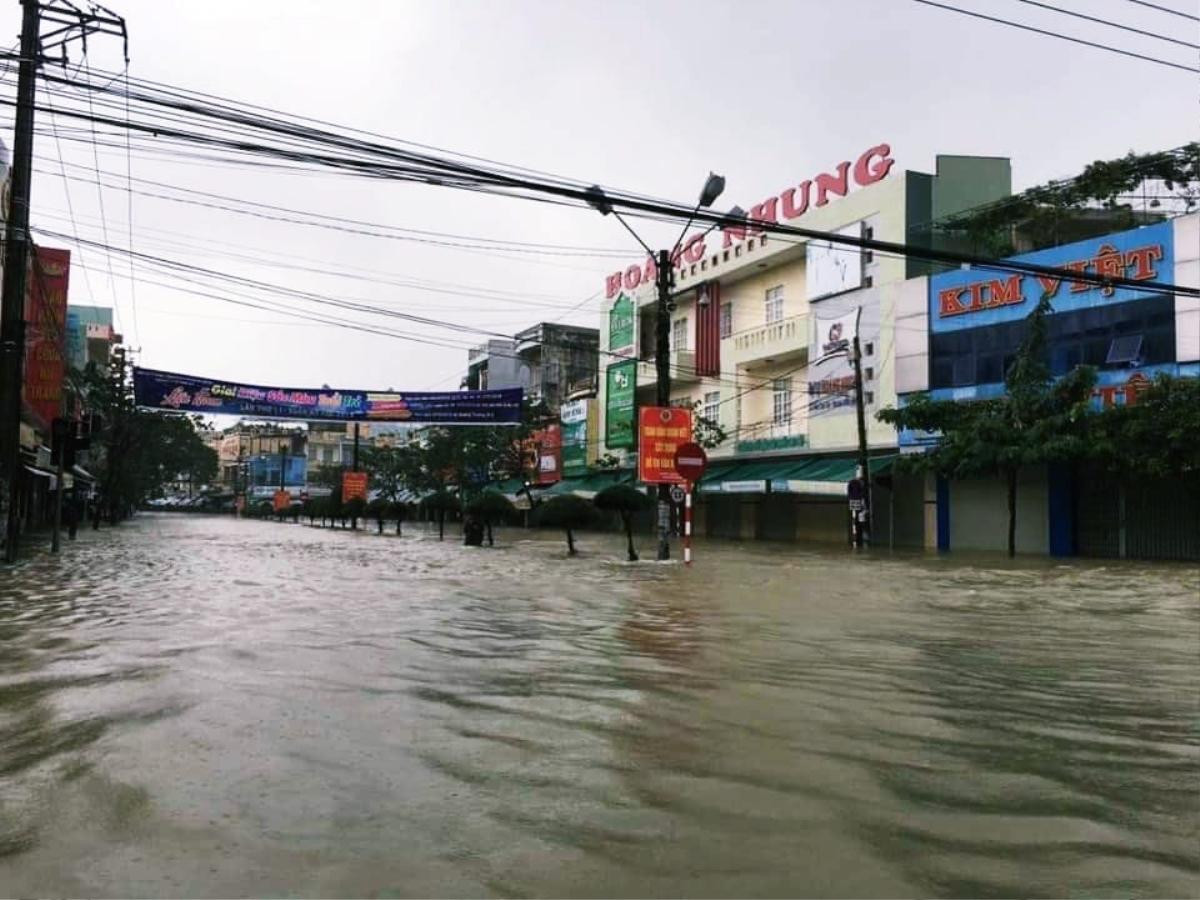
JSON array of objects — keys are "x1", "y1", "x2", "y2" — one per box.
[{"x1": 0, "y1": 514, "x2": 1197, "y2": 897}]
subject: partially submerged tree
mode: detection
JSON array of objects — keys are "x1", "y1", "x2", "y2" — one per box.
[
  {"x1": 390, "y1": 500, "x2": 408, "y2": 536},
  {"x1": 421, "y1": 489, "x2": 459, "y2": 541},
  {"x1": 878, "y1": 295, "x2": 1095, "y2": 557},
  {"x1": 593, "y1": 484, "x2": 653, "y2": 561},
  {"x1": 533, "y1": 494, "x2": 601, "y2": 556},
  {"x1": 465, "y1": 490, "x2": 516, "y2": 547},
  {"x1": 366, "y1": 497, "x2": 387, "y2": 534}
]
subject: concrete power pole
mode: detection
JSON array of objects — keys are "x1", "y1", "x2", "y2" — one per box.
[{"x1": 1, "y1": 0, "x2": 42, "y2": 563}]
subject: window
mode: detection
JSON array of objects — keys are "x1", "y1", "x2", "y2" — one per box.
[
  {"x1": 772, "y1": 377, "x2": 793, "y2": 425},
  {"x1": 929, "y1": 294, "x2": 1175, "y2": 389},
  {"x1": 703, "y1": 390, "x2": 720, "y2": 423},
  {"x1": 672, "y1": 316, "x2": 689, "y2": 351},
  {"x1": 765, "y1": 286, "x2": 784, "y2": 324},
  {"x1": 719, "y1": 303, "x2": 733, "y2": 339}
]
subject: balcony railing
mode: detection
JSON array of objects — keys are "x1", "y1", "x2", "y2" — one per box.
[{"x1": 728, "y1": 314, "x2": 808, "y2": 370}]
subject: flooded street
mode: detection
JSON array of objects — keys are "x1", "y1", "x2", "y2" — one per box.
[{"x1": 0, "y1": 513, "x2": 1196, "y2": 898}]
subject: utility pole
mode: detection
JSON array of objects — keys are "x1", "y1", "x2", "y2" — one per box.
[
  {"x1": 585, "y1": 174, "x2": 729, "y2": 563},
  {"x1": 50, "y1": 417, "x2": 65, "y2": 552},
  {"x1": 0, "y1": 2, "x2": 127, "y2": 561},
  {"x1": 850, "y1": 329, "x2": 871, "y2": 548},
  {"x1": 654, "y1": 248, "x2": 672, "y2": 560},
  {"x1": 350, "y1": 423, "x2": 360, "y2": 530},
  {"x1": 1, "y1": 0, "x2": 42, "y2": 563}
]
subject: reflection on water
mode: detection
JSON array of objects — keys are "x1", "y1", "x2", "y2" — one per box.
[{"x1": 0, "y1": 514, "x2": 1196, "y2": 897}]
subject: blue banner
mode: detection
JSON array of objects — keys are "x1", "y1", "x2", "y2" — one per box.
[
  {"x1": 929, "y1": 221, "x2": 1173, "y2": 334},
  {"x1": 133, "y1": 367, "x2": 524, "y2": 424}
]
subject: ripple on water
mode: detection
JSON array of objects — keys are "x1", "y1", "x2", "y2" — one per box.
[{"x1": 0, "y1": 513, "x2": 1196, "y2": 898}]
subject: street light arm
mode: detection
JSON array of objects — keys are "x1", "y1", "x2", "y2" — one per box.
[
  {"x1": 611, "y1": 210, "x2": 656, "y2": 260},
  {"x1": 671, "y1": 202, "x2": 703, "y2": 257}
]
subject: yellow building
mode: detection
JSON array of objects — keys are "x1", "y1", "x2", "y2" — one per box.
[{"x1": 594, "y1": 146, "x2": 1012, "y2": 544}]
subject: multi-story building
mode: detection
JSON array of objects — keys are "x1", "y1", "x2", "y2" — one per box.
[
  {"x1": 217, "y1": 423, "x2": 304, "y2": 487},
  {"x1": 463, "y1": 339, "x2": 523, "y2": 391},
  {"x1": 304, "y1": 421, "x2": 415, "y2": 473},
  {"x1": 512, "y1": 322, "x2": 599, "y2": 409},
  {"x1": 895, "y1": 212, "x2": 1199, "y2": 559},
  {"x1": 593, "y1": 144, "x2": 1012, "y2": 543}
]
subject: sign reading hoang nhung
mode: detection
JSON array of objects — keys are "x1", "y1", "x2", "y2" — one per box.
[{"x1": 133, "y1": 367, "x2": 523, "y2": 424}]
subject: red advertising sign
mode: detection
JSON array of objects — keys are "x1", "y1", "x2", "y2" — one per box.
[
  {"x1": 342, "y1": 471, "x2": 368, "y2": 502},
  {"x1": 23, "y1": 247, "x2": 70, "y2": 429},
  {"x1": 673, "y1": 442, "x2": 708, "y2": 483},
  {"x1": 638, "y1": 406, "x2": 693, "y2": 484},
  {"x1": 530, "y1": 424, "x2": 561, "y2": 485}
]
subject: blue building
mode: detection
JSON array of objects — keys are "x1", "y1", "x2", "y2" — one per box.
[
  {"x1": 893, "y1": 214, "x2": 1199, "y2": 559},
  {"x1": 247, "y1": 453, "x2": 308, "y2": 500}
]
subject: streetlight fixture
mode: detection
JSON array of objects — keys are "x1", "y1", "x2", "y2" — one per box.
[{"x1": 586, "y1": 175, "x2": 729, "y2": 560}]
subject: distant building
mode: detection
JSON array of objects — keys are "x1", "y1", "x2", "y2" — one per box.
[
  {"x1": 65, "y1": 305, "x2": 117, "y2": 371},
  {"x1": 462, "y1": 339, "x2": 522, "y2": 391},
  {"x1": 462, "y1": 325, "x2": 600, "y2": 412},
  {"x1": 513, "y1": 322, "x2": 599, "y2": 410}
]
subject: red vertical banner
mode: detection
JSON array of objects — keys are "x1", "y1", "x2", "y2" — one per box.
[
  {"x1": 23, "y1": 247, "x2": 71, "y2": 430},
  {"x1": 694, "y1": 281, "x2": 721, "y2": 377},
  {"x1": 532, "y1": 424, "x2": 561, "y2": 485}
]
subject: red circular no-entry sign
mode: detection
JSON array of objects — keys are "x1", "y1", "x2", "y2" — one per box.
[{"x1": 673, "y1": 442, "x2": 708, "y2": 483}]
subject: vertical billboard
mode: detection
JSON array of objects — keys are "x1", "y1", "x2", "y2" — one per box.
[
  {"x1": 807, "y1": 305, "x2": 861, "y2": 417},
  {"x1": 531, "y1": 424, "x2": 561, "y2": 485},
  {"x1": 560, "y1": 398, "x2": 591, "y2": 478},
  {"x1": 608, "y1": 293, "x2": 635, "y2": 355},
  {"x1": 805, "y1": 222, "x2": 863, "y2": 302},
  {"x1": 604, "y1": 359, "x2": 637, "y2": 449},
  {"x1": 23, "y1": 247, "x2": 71, "y2": 429}
]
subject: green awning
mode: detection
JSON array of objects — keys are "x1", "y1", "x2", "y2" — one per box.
[
  {"x1": 699, "y1": 459, "x2": 797, "y2": 494},
  {"x1": 770, "y1": 454, "x2": 899, "y2": 494},
  {"x1": 546, "y1": 469, "x2": 636, "y2": 498}
]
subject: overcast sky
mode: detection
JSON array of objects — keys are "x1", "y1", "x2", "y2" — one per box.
[{"x1": 3, "y1": 0, "x2": 1196, "y2": 396}]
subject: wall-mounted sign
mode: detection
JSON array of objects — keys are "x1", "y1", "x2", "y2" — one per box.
[
  {"x1": 808, "y1": 303, "x2": 876, "y2": 418},
  {"x1": 532, "y1": 424, "x2": 561, "y2": 485},
  {"x1": 134, "y1": 367, "x2": 523, "y2": 424},
  {"x1": 929, "y1": 222, "x2": 1172, "y2": 333},
  {"x1": 806, "y1": 221, "x2": 864, "y2": 301},
  {"x1": 603, "y1": 143, "x2": 895, "y2": 298},
  {"x1": 560, "y1": 399, "x2": 592, "y2": 478},
  {"x1": 604, "y1": 360, "x2": 637, "y2": 449},
  {"x1": 608, "y1": 293, "x2": 635, "y2": 354},
  {"x1": 637, "y1": 406, "x2": 693, "y2": 485}
]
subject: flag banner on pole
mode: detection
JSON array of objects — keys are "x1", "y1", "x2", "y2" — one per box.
[{"x1": 132, "y1": 367, "x2": 523, "y2": 424}]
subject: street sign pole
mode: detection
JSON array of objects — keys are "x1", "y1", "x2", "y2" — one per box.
[
  {"x1": 683, "y1": 483, "x2": 693, "y2": 566},
  {"x1": 673, "y1": 442, "x2": 707, "y2": 567}
]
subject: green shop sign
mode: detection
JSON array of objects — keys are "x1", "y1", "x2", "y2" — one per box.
[
  {"x1": 608, "y1": 293, "x2": 634, "y2": 351},
  {"x1": 604, "y1": 360, "x2": 637, "y2": 449}
]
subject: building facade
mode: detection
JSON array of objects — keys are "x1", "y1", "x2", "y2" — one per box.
[
  {"x1": 592, "y1": 145, "x2": 1013, "y2": 544},
  {"x1": 896, "y1": 213, "x2": 1199, "y2": 559},
  {"x1": 512, "y1": 322, "x2": 599, "y2": 409}
]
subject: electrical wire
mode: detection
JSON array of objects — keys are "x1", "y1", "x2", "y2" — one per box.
[
  {"x1": 1012, "y1": 0, "x2": 1199, "y2": 49},
  {"x1": 1123, "y1": 0, "x2": 1200, "y2": 22},
  {"x1": 908, "y1": 0, "x2": 1200, "y2": 72}
]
